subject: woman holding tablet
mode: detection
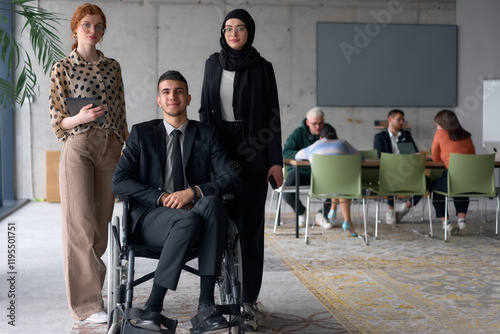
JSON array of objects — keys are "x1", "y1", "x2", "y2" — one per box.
[{"x1": 49, "y1": 3, "x2": 128, "y2": 323}]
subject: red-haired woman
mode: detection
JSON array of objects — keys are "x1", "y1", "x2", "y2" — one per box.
[{"x1": 49, "y1": 3, "x2": 128, "y2": 323}]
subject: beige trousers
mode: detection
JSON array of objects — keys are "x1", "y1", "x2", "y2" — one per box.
[{"x1": 59, "y1": 128, "x2": 122, "y2": 320}]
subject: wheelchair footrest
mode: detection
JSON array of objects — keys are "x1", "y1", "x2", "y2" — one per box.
[
  {"x1": 108, "y1": 306, "x2": 178, "y2": 334},
  {"x1": 123, "y1": 324, "x2": 173, "y2": 334}
]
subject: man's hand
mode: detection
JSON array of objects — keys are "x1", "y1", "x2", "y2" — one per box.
[
  {"x1": 160, "y1": 189, "x2": 194, "y2": 209},
  {"x1": 267, "y1": 164, "x2": 283, "y2": 188}
]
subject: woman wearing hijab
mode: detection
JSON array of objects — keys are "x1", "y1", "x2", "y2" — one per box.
[{"x1": 199, "y1": 8, "x2": 283, "y2": 331}]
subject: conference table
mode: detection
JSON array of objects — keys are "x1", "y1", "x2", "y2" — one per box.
[{"x1": 283, "y1": 158, "x2": 500, "y2": 238}]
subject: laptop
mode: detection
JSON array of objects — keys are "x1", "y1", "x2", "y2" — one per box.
[{"x1": 397, "y1": 141, "x2": 417, "y2": 154}]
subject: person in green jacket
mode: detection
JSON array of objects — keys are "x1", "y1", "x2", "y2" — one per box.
[{"x1": 282, "y1": 107, "x2": 335, "y2": 228}]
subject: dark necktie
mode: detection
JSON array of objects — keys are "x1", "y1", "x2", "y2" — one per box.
[{"x1": 171, "y1": 129, "x2": 184, "y2": 192}]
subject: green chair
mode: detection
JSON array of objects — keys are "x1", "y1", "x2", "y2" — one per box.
[
  {"x1": 305, "y1": 154, "x2": 368, "y2": 245},
  {"x1": 359, "y1": 149, "x2": 379, "y2": 224},
  {"x1": 360, "y1": 149, "x2": 378, "y2": 159},
  {"x1": 431, "y1": 153, "x2": 497, "y2": 241},
  {"x1": 269, "y1": 166, "x2": 310, "y2": 234},
  {"x1": 421, "y1": 167, "x2": 446, "y2": 222},
  {"x1": 360, "y1": 149, "x2": 379, "y2": 188},
  {"x1": 369, "y1": 152, "x2": 432, "y2": 239}
]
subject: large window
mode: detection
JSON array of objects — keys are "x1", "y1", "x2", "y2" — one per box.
[{"x1": 1, "y1": 5, "x2": 19, "y2": 217}]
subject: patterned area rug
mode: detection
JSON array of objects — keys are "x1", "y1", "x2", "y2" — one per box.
[{"x1": 266, "y1": 206, "x2": 500, "y2": 334}]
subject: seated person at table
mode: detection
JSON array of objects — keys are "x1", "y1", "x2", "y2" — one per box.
[
  {"x1": 112, "y1": 70, "x2": 242, "y2": 331},
  {"x1": 429, "y1": 109, "x2": 475, "y2": 236},
  {"x1": 282, "y1": 107, "x2": 335, "y2": 228},
  {"x1": 373, "y1": 109, "x2": 421, "y2": 225},
  {"x1": 295, "y1": 125, "x2": 363, "y2": 237}
]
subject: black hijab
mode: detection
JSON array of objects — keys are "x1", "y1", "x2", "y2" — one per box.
[
  {"x1": 210, "y1": 9, "x2": 270, "y2": 141},
  {"x1": 217, "y1": 9, "x2": 261, "y2": 71}
]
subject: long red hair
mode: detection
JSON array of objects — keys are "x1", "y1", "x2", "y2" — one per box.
[{"x1": 70, "y1": 3, "x2": 106, "y2": 50}]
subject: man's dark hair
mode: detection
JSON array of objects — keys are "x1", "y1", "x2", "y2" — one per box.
[
  {"x1": 320, "y1": 124, "x2": 337, "y2": 139},
  {"x1": 388, "y1": 109, "x2": 404, "y2": 119},
  {"x1": 157, "y1": 70, "x2": 189, "y2": 93}
]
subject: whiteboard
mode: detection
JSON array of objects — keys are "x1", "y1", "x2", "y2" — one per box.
[{"x1": 482, "y1": 79, "x2": 500, "y2": 153}]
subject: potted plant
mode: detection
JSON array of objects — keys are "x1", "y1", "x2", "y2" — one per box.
[{"x1": 0, "y1": 0, "x2": 65, "y2": 108}]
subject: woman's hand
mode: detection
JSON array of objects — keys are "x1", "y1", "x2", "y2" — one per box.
[
  {"x1": 60, "y1": 103, "x2": 105, "y2": 129},
  {"x1": 77, "y1": 104, "x2": 105, "y2": 123},
  {"x1": 267, "y1": 164, "x2": 283, "y2": 188}
]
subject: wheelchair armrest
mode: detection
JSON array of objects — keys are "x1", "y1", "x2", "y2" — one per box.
[
  {"x1": 116, "y1": 195, "x2": 131, "y2": 251},
  {"x1": 117, "y1": 194, "x2": 130, "y2": 203}
]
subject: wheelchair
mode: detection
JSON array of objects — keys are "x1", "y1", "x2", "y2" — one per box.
[{"x1": 106, "y1": 196, "x2": 244, "y2": 334}]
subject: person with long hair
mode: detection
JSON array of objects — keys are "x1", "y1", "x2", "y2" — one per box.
[
  {"x1": 49, "y1": 3, "x2": 128, "y2": 323},
  {"x1": 430, "y1": 109, "x2": 475, "y2": 236},
  {"x1": 199, "y1": 8, "x2": 283, "y2": 331}
]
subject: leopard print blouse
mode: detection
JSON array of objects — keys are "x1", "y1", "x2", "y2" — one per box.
[{"x1": 49, "y1": 50, "x2": 127, "y2": 143}]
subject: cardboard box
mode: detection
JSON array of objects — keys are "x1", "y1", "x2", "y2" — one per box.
[{"x1": 46, "y1": 151, "x2": 61, "y2": 203}]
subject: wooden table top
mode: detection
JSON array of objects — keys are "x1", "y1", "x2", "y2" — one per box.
[{"x1": 283, "y1": 158, "x2": 500, "y2": 168}]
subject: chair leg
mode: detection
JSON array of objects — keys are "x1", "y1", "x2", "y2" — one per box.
[
  {"x1": 410, "y1": 197, "x2": 415, "y2": 230},
  {"x1": 305, "y1": 196, "x2": 310, "y2": 244},
  {"x1": 476, "y1": 198, "x2": 480, "y2": 225},
  {"x1": 427, "y1": 196, "x2": 433, "y2": 237},
  {"x1": 273, "y1": 191, "x2": 283, "y2": 234},
  {"x1": 496, "y1": 196, "x2": 499, "y2": 235},
  {"x1": 444, "y1": 196, "x2": 449, "y2": 242},
  {"x1": 266, "y1": 189, "x2": 275, "y2": 224},
  {"x1": 362, "y1": 198, "x2": 368, "y2": 245},
  {"x1": 479, "y1": 198, "x2": 484, "y2": 233},
  {"x1": 421, "y1": 193, "x2": 427, "y2": 222},
  {"x1": 374, "y1": 196, "x2": 380, "y2": 239}
]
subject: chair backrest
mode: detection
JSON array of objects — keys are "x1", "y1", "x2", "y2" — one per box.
[
  {"x1": 378, "y1": 152, "x2": 427, "y2": 196},
  {"x1": 428, "y1": 167, "x2": 446, "y2": 181},
  {"x1": 310, "y1": 154, "x2": 362, "y2": 199},
  {"x1": 360, "y1": 149, "x2": 379, "y2": 186},
  {"x1": 447, "y1": 153, "x2": 495, "y2": 197},
  {"x1": 360, "y1": 149, "x2": 378, "y2": 159}
]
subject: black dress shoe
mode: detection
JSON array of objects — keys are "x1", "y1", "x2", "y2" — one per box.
[
  {"x1": 191, "y1": 301, "x2": 228, "y2": 331},
  {"x1": 201, "y1": 314, "x2": 227, "y2": 331}
]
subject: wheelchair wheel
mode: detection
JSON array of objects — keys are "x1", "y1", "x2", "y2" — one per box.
[
  {"x1": 217, "y1": 220, "x2": 243, "y2": 333},
  {"x1": 107, "y1": 216, "x2": 123, "y2": 334}
]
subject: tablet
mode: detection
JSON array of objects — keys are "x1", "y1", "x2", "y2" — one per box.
[
  {"x1": 397, "y1": 141, "x2": 417, "y2": 154},
  {"x1": 64, "y1": 98, "x2": 105, "y2": 124}
]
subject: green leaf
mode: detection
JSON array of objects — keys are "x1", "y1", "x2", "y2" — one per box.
[
  {"x1": 0, "y1": 78, "x2": 16, "y2": 109},
  {"x1": 1, "y1": 0, "x2": 66, "y2": 106}
]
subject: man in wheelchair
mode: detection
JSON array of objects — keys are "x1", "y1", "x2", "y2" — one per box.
[{"x1": 111, "y1": 70, "x2": 242, "y2": 332}]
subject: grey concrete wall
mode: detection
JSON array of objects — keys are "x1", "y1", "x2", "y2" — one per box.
[
  {"x1": 456, "y1": 0, "x2": 500, "y2": 153},
  {"x1": 14, "y1": 0, "x2": 457, "y2": 200}
]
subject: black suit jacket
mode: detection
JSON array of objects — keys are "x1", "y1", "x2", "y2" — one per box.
[
  {"x1": 373, "y1": 129, "x2": 418, "y2": 158},
  {"x1": 112, "y1": 119, "x2": 242, "y2": 232}
]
